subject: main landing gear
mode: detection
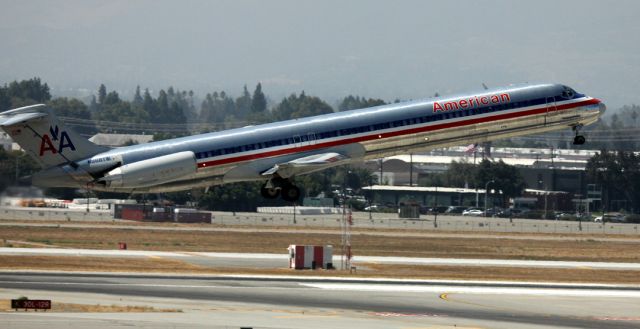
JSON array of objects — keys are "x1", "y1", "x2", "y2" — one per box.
[
  {"x1": 260, "y1": 176, "x2": 301, "y2": 202},
  {"x1": 572, "y1": 124, "x2": 586, "y2": 145}
]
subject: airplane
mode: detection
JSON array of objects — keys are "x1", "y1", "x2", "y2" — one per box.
[{"x1": 0, "y1": 83, "x2": 604, "y2": 202}]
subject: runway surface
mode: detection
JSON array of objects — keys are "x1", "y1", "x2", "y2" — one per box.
[
  {"x1": 1, "y1": 271, "x2": 640, "y2": 329},
  {"x1": 3, "y1": 247, "x2": 640, "y2": 270}
]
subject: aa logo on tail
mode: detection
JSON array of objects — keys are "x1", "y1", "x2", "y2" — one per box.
[{"x1": 39, "y1": 125, "x2": 76, "y2": 156}]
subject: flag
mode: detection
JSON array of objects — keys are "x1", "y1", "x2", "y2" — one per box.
[{"x1": 465, "y1": 143, "x2": 478, "y2": 154}]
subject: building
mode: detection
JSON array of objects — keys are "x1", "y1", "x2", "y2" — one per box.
[
  {"x1": 363, "y1": 185, "x2": 493, "y2": 208},
  {"x1": 89, "y1": 133, "x2": 154, "y2": 147},
  {"x1": 356, "y1": 146, "x2": 606, "y2": 211}
]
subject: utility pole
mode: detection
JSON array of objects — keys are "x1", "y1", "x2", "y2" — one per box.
[
  {"x1": 484, "y1": 180, "x2": 495, "y2": 217},
  {"x1": 409, "y1": 153, "x2": 413, "y2": 187}
]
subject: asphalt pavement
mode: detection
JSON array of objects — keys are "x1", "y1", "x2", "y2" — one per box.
[{"x1": 1, "y1": 272, "x2": 639, "y2": 329}]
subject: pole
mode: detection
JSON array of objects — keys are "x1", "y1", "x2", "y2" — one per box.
[
  {"x1": 484, "y1": 180, "x2": 494, "y2": 217},
  {"x1": 15, "y1": 154, "x2": 19, "y2": 184},
  {"x1": 433, "y1": 186, "x2": 438, "y2": 224},
  {"x1": 409, "y1": 153, "x2": 413, "y2": 187}
]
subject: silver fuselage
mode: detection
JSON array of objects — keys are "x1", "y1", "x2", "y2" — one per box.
[{"x1": 35, "y1": 83, "x2": 604, "y2": 193}]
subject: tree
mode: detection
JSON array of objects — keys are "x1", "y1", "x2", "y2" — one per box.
[
  {"x1": 586, "y1": 150, "x2": 640, "y2": 213},
  {"x1": 475, "y1": 159, "x2": 525, "y2": 201},
  {"x1": 47, "y1": 97, "x2": 96, "y2": 135},
  {"x1": 251, "y1": 83, "x2": 267, "y2": 113},
  {"x1": 0, "y1": 78, "x2": 51, "y2": 110},
  {"x1": 338, "y1": 95, "x2": 386, "y2": 111},
  {"x1": 235, "y1": 85, "x2": 252, "y2": 119},
  {"x1": 0, "y1": 87, "x2": 10, "y2": 111},
  {"x1": 97, "y1": 84, "x2": 107, "y2": 105},
  {"x1": 133, "y1": 85, "x2": 143, "y2": 105},
  {"x1": 271, "y1": 92, "x2": 334, "y2": 121},
  {"x1": 7, "y1": 78, "x2": 51, "y2": 103}
]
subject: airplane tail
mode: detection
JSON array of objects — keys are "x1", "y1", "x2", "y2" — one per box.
[{"x1": 0, "y1": 104, "x2": 108, "y2": 168}]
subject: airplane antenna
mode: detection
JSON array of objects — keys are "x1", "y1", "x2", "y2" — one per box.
[{"x1": 482, "y1": 83, "x2": 489, "y2": 90}]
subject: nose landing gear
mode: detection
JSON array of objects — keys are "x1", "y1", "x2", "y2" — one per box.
[{"x1": 572, "y1": 124, "x2": 586, "y2": 145}]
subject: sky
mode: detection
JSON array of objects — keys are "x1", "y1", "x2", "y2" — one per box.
[{"x1": 0, "y1": 0, "x2": 638, "y2": 109}]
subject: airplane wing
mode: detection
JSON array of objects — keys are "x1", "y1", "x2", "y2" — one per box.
[{"x1": 261, "y1": 152, "x2": 350, "y2": 178}]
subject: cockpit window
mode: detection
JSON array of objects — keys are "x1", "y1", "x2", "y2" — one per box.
[{"x1": 560, "y1": 86, "x2": 575, "y2": 99}]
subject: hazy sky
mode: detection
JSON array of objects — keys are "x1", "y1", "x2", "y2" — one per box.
[{"x1": 0, "y1": 0, "x2": 638, "y2": 109}]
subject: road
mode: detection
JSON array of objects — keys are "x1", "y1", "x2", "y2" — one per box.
[{"x1": 1, "y1": 272, "x2": 639, "y2": 329}]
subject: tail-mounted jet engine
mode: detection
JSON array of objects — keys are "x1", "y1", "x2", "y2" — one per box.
[{"x1": 98, "y1": 151, "x2": 197, "y2": 188}]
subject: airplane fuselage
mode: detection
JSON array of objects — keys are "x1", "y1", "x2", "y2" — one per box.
[{"x1": 30, "y1": 83, "x2": 604, "y2": 193}]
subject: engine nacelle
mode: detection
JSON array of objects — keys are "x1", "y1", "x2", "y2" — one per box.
[{"x1": 100, "y1": 151, "x2": 196, "y2": 188}]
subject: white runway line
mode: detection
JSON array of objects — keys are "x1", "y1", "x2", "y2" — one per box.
[
  {"x1": 300, "y1": 283, "x2": 640, "y2": 298},
  {"x1": 3, "y1": 247, "x2": 640, "y2": 270},
  {"x1": 0, "y1": 247, "x2": 189, "y2": 257}
]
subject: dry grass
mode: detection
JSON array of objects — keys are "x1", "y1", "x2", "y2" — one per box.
[
  {"x1": 0, "y1": 255, "x2": 208, "y2": 273},
  {"x1": 1, "y1": 225, "x2": 640, "y2": 262},
  {"x1": 0, "y1": 299, "x2": 179, "y2": 312}
]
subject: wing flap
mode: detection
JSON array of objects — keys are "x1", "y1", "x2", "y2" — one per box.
[{"x1": 261, "y1": 152, "x2": 350, "y2": 178}]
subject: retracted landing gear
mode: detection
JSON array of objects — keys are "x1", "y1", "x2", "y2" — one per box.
[
  {"x1": 572, "y1": 124, "x2": 586, "y2": 145},
  {"x1": 261, "y1": 176, "x2": 301, "y2": 202}
]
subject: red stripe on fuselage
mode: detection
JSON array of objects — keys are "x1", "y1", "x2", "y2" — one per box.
[{"x1": 197, "y1": 98, "x2": 599, "y2": 169}]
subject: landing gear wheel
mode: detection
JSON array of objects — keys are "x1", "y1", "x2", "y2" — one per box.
[
  {"x1": 571, "y1": 124, "x2": 585, "y2": 145},
  {"x1": 281, "y1": 185, "x2": 301, "y2": 202},
  {"x1": 260, "y1": 185, "x2": 280, "y2": 199}
]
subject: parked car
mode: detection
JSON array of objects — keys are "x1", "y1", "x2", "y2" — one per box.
[
  {"x1": 462, "y1": 208, "x2": 484, "y2": 216},
  {"x1": 445, "y1": 206, "x2": 467, "y2": 214},
  {"x1": 497, "y1": 208, "x2": 529, "y2": 218},
  {"x1": 594, "y1": 213, "x2": 626, "y2": 223},
  {"x1": 426, "y1": 206, "x2": 449, "y2": 214}
]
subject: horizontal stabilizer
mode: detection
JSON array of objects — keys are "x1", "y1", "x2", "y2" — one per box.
[
  {"x1": 0, "y1": 112, "x2": 47, "y2": 127},
  {"x1": 261, "y1": 152, "x2": 350, "y2": 178}
]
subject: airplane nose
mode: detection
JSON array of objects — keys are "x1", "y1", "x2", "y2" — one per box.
[{"x1": 599, "y1": 101, "x2": 607, "y2": 115}]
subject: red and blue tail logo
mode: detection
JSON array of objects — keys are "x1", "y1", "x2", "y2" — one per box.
[{"x1": 39, "y1": 125, "x2": 76, "y2": 156}]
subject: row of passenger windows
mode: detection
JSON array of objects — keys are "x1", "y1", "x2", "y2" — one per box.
[{"x1": 195, "y1": 94, "x2": 567, "y2": 160}]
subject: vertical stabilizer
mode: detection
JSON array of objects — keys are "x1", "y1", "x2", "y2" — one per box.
[{"x1": 0, "y1": 104, "x2": 108, "y2": 168}]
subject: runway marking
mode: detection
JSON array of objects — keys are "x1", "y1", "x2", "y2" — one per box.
[
  {"x1": 0, "y1": 280, "x2": 291, "y2": 291},
  {"x1": 274, "y1": 314, "x2": 338, "y2": 319},
  {"x1": 594, "y1": 316, "x2": 640, "y2": 322},
  {"x1": 370, "y1": 312, "x2": 447, "y2": 318},
  {"x1": 4, "y1": 247, "x2": 640, "y2": 270},
  {"x1": 302, "y1": 283, "x2": 640, "y2": 298},
  {"x1": 438, "y1": 292, "x2": 502, "y2": 310},
  {"x1": 400, "y1": 327, "x2": 485, "y2": 329}
]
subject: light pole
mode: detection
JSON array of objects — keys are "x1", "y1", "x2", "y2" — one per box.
[{"x1": 484, "y1": 180, "x2": 494, "y2": 217}]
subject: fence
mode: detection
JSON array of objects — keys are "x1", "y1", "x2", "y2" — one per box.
[{"x1": 1, "y1": 207, "x2": 639, "y2": 235}]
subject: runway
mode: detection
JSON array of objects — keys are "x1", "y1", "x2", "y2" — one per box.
[
  {"x1": 3, "y1": 247, "x2": 640, "y2": 270},
  {"x1": 1, "y1": 271, "x2": 639, "y2": 329}
]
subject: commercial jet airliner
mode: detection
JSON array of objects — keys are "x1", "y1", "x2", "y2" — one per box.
[{"x1": 0, "y1": 83, "x2": 604, "y2": 201}]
